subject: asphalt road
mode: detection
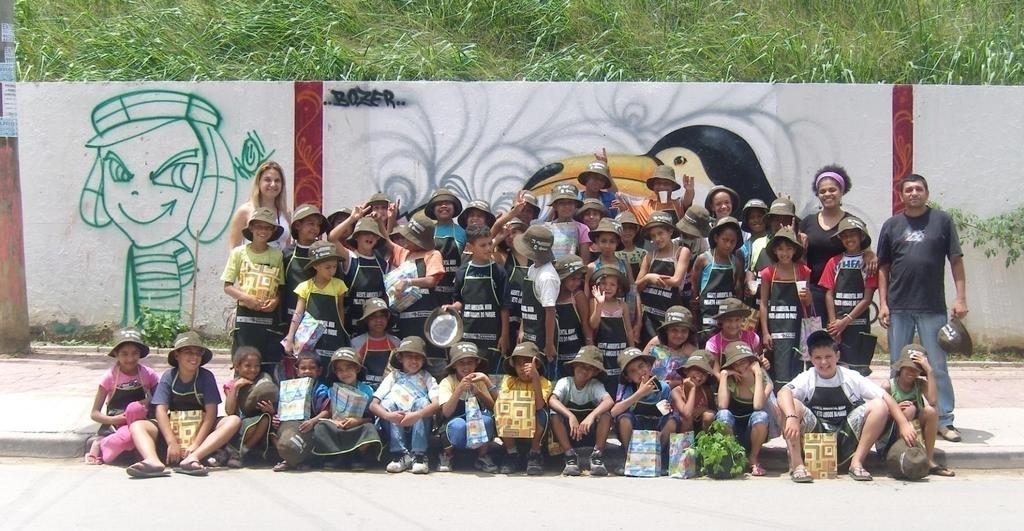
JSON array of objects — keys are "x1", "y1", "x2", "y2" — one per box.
[{"x1": 0, "y1": 458, "x2": 1019, "y2": 530}]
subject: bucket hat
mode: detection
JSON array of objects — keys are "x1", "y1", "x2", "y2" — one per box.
[
  {"x1": 457, "y1": 199, "x2": 496, "y2": 228},
  {"x1": 659, "y1": 306, "x2": 698, "y2": 332},
  {"x1": 366, "y1": 192, "x2": 390, "y2": 206},
  {"x1": 504, "y1": 341, "x2": 544, "y2": 376},
  {"x1": 721, "y1": 341, "x2": 757, "y2": 369},
  {"x1": 358, "y1": 297, "x2": 391, "y2": 324},
  {"x1": 290, "y1": 204, "x2": 328, "y2": 240},
  {"x1": 766, "y1": 227, "x2": 804, "y2": 263},
  {"x1": 394, "y1": 211, "x2": 436, "y2": 251},
  {"x1": 243, "y1": 207, "x2": 285, "y2": 242},
  {"x1": 766, "y1": 197, "x2": 798, "y2": 225},
  {"x1": 168, "y1": 331, "x2": 212, "y2": 367},
  {"x1": 390, "y1": 336, "x2": 428, "y2": 370},
  {"x1": 938, "y1": 317, "x2": 973, "y2": 355},
  {"x1": 445, "y1": 342, "x2": 488, "y2": 372},
  {"x1": 304, "y1": 241, "x2": 341, "y2": 270},
  {"x1": 676, "y1": 351, "x2": 714, "y2": 376},
  {"x1": 617, "y1": 347, "x2": 655, "y2": 382},
  {"x1": 832, "y1": 216, "x2": 872, "y2": 250},
  {"x1": 708, "y1": 216, "x2": 742, "y2": 249},
  {"x1": 329, "y1": 347, "x2": 365, "y2": 374},
  {"x1": 677, "y1": 205, "x2": 712, "y2": 239},
  {"x1": 346, "y1": 217, "x2": 387, "y2": 249},
  {"x1": 590, "y1": 266, "x2": 628, "y2": 297},
  {"x1": 554, "y1": 254, "x2": 586, "y2": 280},
  {"x1": 563, "y1": 345, "x2": 607, "y2": 374},
  {"x1": 574, "y1": 198, "x2": 609, "y2": 222},
  {"x1": 577, "y1": 160, "x2": 613, "y2": 189},
  {"x1": 513, "y1": 225, "x2": 555, "y2": 263},
  {"x1": 894, "y1": 344, "x2": 927, "y2": 373},
  {"x1": 646, "y1": 164, "x2": 681, "y2": 192},
  {"x1": 741, "y1": 199, "x2": 769, "y2": 233},
  {"x1": 713, "y1": 297, "x2": 750, "y2": 320},
  {"x1": 109, "y1": 328, "x2": 150, "y2": 358},
  {"x1": 425, "y1": 188, "x2": 463, "y2": 220},
  {"x1": 704, "y1": 185, "x2": 740, "y2": 217},
  {"x1": 589, "y1": 218, "x2": 624, "y2": 250},
  {"x1": 886, "y1": 438, "x2": 930, "y2": 480},
  {"x1": 643, "y1": 211, "x2": 680, "y2": 239},
  {"x1": 548, "y1": 183, "x2": 583, "y2": 208},
  {"x1": 326, "y1": 208, "x2": 352, "y2": 229},
  {"x1": 424, "y1": 307, "x2": 464, "y2": 348},
  {"x1": 615, "y1": 211, "x2": 640, "y2": 229}
]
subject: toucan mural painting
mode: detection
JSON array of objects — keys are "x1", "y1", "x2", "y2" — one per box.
[{"x1": 524, "y1": 125, "x2": 776, "y2": 209}]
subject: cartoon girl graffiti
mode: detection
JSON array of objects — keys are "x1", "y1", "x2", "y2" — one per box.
[{"x1": 79, "y1": 89, "x2": 272, "y2": 325}]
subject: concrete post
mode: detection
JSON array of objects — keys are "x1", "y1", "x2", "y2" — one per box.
[{"x1": 0, "y1": 0, "x2": 29, "y2": 353}]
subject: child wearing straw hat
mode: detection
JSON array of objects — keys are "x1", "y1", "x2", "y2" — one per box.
[
  {"x1": 636, "y1": 212, "x2": 690, "y2": 347},
  {"x1": 496, "y1": 342, "x2": 552, "y2": 475},
  {"x1": 642, "y1": 305, "x2": 698, "y2": 388},
  {"x1": 758, "y1": 228, "x2": 812, "y2": 389},
  {"x1": 671, "y1": 352, "x2": 716, "y2": 432},
  {"x1": 312, "y1": 348, "x2": 383, "y2": 471},
  {"x1": 368, "y1": 337, "x2": 440, "y2": 474},
  {"x1": 714, "y1": 341, "x2": 778, "y2": 477},
  {"x1": 349, "y1": 297, "x2": 400, "y2": 389},
  {"x1": 819, "y1": 216, "x2": 877, "y2": 376},
  {"x1": 222, "y1": 207, "x2": 286, "y2": 371},
  {"x1": 548, "y1": 345, "x2": 614, "y2": 476},
  {"x1": 554, "y1": 254, "x2": 593, "y2": 377},
  {"x1": 126, "y1": 332, "x2": 241, "y2": 478},
  {"x1": 284, "y1": 241, "x2": 350, "y2": 374},
  {"x1": 86, "y1": 329, "x2": 159, "y2": 465},
  {"x1": 590, "y1": 266, "x2": 635, "y2": 396},
  {"x1": 385, "y1": 211, "x2": 447, "y2": 378},
  {"x1": 437, "y1": 342, "x2": 499, "y2": 473},
  {"x1": 545, "y1": 182, "x2": 592, "y2": 263}
]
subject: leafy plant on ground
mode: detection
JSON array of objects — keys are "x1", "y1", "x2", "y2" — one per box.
[
  {"x1": 138, "y1": 306, "x2": 188, "y2": 348},
  {"x1": 694, "y1": 420, "x2": 748, "y2": 479}
]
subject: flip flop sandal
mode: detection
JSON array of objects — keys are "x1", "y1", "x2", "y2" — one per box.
[
  {"x1": 790, "y1": 465, "x2": 813, "y2": 483},
  {"x1": 126, "y1": 462, "x2": 170, "y2": 478},
  {"x1": 273, "y1": 461, "x2": 291, "y2": 472},
  {"x1": 848, "y1": 467, "x2": 873, "y2": 481},
  {"x1": 750, "y1": 463, "x2": 767, "y2": 476},
  {"x1": 176, "y1": 461, "x2": 209, "y2": 477},
  {"x1": 929, "y1": 465, "x2": 956, "y2": 477}
]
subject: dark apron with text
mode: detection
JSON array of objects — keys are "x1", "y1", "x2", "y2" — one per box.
[
  {"x1": 461, "y1": 262, "x2": 503, "y2": 380},
  {"x1": 234, "y1": 305, "x2": 278, "y2": 362},
  {"x1": 806, "y1": 375, "x2": 863, "y2": 468},
  {"x1": 100, "y1": 376, "x2": 147, "y2": 435},
  {"x1": 520, "y1": 275, "x2": 556, "y2": 377},
  {"x1": 640, "y1": 246, "x2": 681, "y2": 346},
  {"x1": 362, "y1": 344, "x2": 392, "y2": 390},
  {"x1": 832, "y1": 259, "x2": 872, "y2": 375},
  {"x1": 433, "y1": 234, "x2": 461, "y2": 307},
  {"x1": 766, "y1": 274, "x2": 804, "y2": 388},
  {"x1": 343, "y1": 253, "x2": 387, "y2": 334},
  {"x1": 698, "y1": 252, "x2": 737, "y2": 345},
  {"x1": 307, "y1": 289, "x2": 350, "y2": 379},
  {"x1": 555, "y1": 301, "x2": 583, "y2": 376},
  {"x1": 597, "y1": 315, "x2": 629, "y2": 397},
  {"x1": 282, "y1": 246, "x2": 312, "y2": 327},
  {"x1": 505, "y1": 257, "x2": 530, "y2": 344},
  {"x1": 397, "y1": 258, "x2": 446, "y2": 378},
  {"x1": 631, "y1": 381, "x2": 667, "y2": 430}
]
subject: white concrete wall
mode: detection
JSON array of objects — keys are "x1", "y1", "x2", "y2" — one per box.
[{"x1": 15, "y1": 81, "x2": 1024, "y2": 349}]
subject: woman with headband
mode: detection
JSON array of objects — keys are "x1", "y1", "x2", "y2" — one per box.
[{"x1": 799, "y1": 166, "x2": 876, "y2": 317}]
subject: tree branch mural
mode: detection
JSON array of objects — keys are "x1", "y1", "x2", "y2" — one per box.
[{"x1": 78, "y1": 89, "x2": 274, "y2": 325}]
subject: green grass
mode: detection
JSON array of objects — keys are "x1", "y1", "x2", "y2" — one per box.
[{"x1": 15, "y1": 0, "x2": 1024, "y2": 83}]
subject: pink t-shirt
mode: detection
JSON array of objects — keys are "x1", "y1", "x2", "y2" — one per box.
[
  {"x1": 705, "y1": 330, "x2": 761, "y2": 360},
  {"x1": 99, "y1": 364, "x2": 160, "y2": 398}
]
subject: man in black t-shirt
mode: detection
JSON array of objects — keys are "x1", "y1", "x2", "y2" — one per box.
[{"x1": 877, "y1": 174, "x2": 968, "y2": 443}]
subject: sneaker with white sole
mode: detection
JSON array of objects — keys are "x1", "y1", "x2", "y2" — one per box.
[
  {"x1": 437, "y1": 452, "x2": 453, "y2": 472},
  {"x1": 410, "y1": 453, "x2": 429, "y2": 474},
  {"x1": 386, "y1": 453, "x2": 412, "y2": 473},
  {"x1": 589, "y1": 450, "x2": 608, "y2": 476},
  {"x1": 562, "y1": 451, "x2": 581, "y2": 476}
]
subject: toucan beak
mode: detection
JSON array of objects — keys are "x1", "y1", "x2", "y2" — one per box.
[{"x1": 524, "y1": 154, "x2": 658, "y2": 196}]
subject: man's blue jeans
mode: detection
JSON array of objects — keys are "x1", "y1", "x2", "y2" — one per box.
[{"x1": 888, "y1": 311, "x2": 955, "y2": 426}]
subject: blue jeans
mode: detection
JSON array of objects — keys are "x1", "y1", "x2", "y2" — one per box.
[
  {"x1": 715, "y1": 409, "x2": 770, "y2": 451},
  {"x1": 445, "y1": 414, "x2": 495, "y2": 449},
  {"x1": 387, "y1": 397, "x2": 433, "y2": 454},
  {"x1": 888, "y1": 311, "x2": 955, "y2": 426}
]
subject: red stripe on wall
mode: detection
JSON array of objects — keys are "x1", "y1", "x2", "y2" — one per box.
[
  {"x1": 293, "y1": 81, "x2": 324, "y2": 208},
  {"x1": 892, "y1": 84, "x2": 913, "y2": 215}
]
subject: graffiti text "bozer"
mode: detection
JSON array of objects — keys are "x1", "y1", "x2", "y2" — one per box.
[{"x1": 326, "y1": 87, "x2": 405, "y2": 108}]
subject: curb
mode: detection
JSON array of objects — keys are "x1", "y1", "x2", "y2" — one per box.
[{"x1": 0, "y1": 431, "x2": 93, "y2": 459}]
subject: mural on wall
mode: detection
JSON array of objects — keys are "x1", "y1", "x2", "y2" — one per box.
[{"x1": 78, "y1": 89, "x2": 274, "y2": 325}]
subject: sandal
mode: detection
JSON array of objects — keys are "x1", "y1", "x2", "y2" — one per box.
[
  {"x1": 126, "y1": 461, "x2": 170, "y2": 478},
  {"x1": 790, "y1": 465, "x2": 813, "y2": 483},
  {"x1": 84, "y1": 453, "x2": 103, "y2": 465},
  {"x1": 273, "y1": 460, "x2": 291, "y2": 472},
  {"x1": 929, "y1": 465, "x2": 956, "y2": 477},
  {"x1": 848, "y1": 466, "x2": 873, "y2": 481},
  {"x1": 750, "y1": 463, "x2": 767, "y2": 476},
  {"x1": 176, "y1": 460, "x2": 209, "y2": 477}
]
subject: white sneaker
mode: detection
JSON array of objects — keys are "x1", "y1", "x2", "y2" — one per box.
[
  {"x1": 386, "y1": 453, "x2": 412, "y2": 473},
  {"x1": 411, "y1": 454, "x2": 429, "y2": 474},
  {"x1": 437, "y1": 452, "x2": 453, "y2": 472}
]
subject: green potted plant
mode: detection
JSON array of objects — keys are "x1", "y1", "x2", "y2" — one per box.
[{"x1": 694, "y1": 420, "x2": 749, "y2": 479}]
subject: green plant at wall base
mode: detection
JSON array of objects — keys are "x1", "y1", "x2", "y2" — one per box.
[
  {"x1": 694, "y1": 420, "x2": 748, "y2": 479},
  {"x1": 138, "y1": 306, "x2": 189, "y2": 348},
  {"x1": 949, "y1": 207, "x2": 1024, "y2": 267}
]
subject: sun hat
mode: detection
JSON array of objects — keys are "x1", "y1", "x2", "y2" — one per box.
[
  {"x1": 721, "y1": 341, "x2": 757, "y2": 369},
  {"x1": 574, "y1": 198, "x2": 609, "y2": 222},
  {"x1": 577, "y1": 160, "x2": 613, "y2": 189},
  {"x1": 547, "y1": 183, "x2": 583, "y2": 208},
  {"x1": 741, "y1": 199, "x2": 769, "y2": 233},
  {"x1": 346, "y1": 217, "x2": 387, "y2": 249},
  {"x1": 659, "y1": 306, "x2": 698, "y2": 332},
  {"x1": 237, "y1": 373, "x2": 279, "y2": 417},
  {"x1": 564, "y1": 345, "x2": 607, "y2": 374},
  {"x1": 766, "y1": 197, "x2": 798, "y2": 224},
  {"x1": 290, "y1": 203, "x2": 328, "y2": 240},
  {"x1": 713, "y1": 297, "x2": 750, "y2": 320},
  {"x1": 704, "y1": 185, "x2": 740, "y2": 216},
  {"x1": 326, "y1": 208, "x2": 352, "y2": 229},
  {"x1": 390, "y1": 336, "x2": 428, "y2": 370},
  {"x1": 424, "y1": 307, "x2": 464, "y2": 348},
  {"x1": 304, "y1": 241, "x2": 341, "y2": 270},
  {"x1": 589, "y1": 218, "x2": 624, "y2": 250},
  {"x1": 504, "y1": 341, "x2": 544, "y2": 376},
  {"x1": 646, "y1": 164, "x2": 681, "y2": 191},
  {"x1": 615, "y1": 211, "x2": 640, "y2": 229},
  {"x1": 457, "y1": 199, "x2": 497, "y2": 228},
  {"x1": 521, "y1": 190, "x2": 542, "y2": 215},
  {"x1": 894, "y1": 344, "x2": 927, "y2": 373},
  {"x1": 357, "y1": 297, "x2": 391, "y2": 323},
  {"x1": 394, "y1": 211, "x2": 436, "y2": 251},
  {"x1": 617, "y1": 347, "x2": 656, "y2": 382},
  {"x1": 708, "y1": 216, "x2": 742, "y2": 249},
  {"x1": 109, "y1": 328, "x2": 150, "y2": 358},
  {"x1": 676, "y1": 351, "x2": 714, "y2": 376},
  {"x1": 445, "y1": 342, "x2": 488, "y2": 372},
  {"x1": 243, "y1": 207, "x2": 285, "y2": 242},
  {"x1": 643, "y1": 211, "x2": 680, "y2": 239},
  {"x1": 366, "y1": 191, "x2": 390, "y2": 206},
  {"x1": 168, "y1": 331, "x2": 212, "y2": 367},
  {"x1": 554, "y1": 254, "x2": 586, "y2": 280},
  {"x1": 766, "y1": 227, "x2": 805, "y2": 262},
  {"x1": 329, "y1": 347, "x2": 365, "y2": 374},
  {"x1": 938, "y1": 317, "x2": 973, "y2": 355},
  {"x1": 831, "y1": 216, "x2": 872, "y2": 250},
  {"x1": 677, "y1": 205, "x2": 712, "y2": 239},
  {"x1": 513, "y1": 224, "x2": 555, "y2": 263},
  {"x1": 885, "y1": 438, "x2": 930, "y2": 480},
  {"x1": 425, "y1": 188, "x2": 464, "y2": 220},
  {"x1": 590, "y1": 266, "x2": 628, "y2": 297}
]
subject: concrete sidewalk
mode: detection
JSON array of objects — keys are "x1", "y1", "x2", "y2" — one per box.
[{"x1": 2, "y1": 347, "x2": 1023, "y2": 470}]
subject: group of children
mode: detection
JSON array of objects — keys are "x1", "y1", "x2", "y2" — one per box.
[{"x1": 86, "y1": 156, "x2": 955, "y2": 481}]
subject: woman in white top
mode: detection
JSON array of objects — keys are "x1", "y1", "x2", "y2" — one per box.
[{"x1": 228, "y1": 161, "x2": 292, "y2": 250}]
